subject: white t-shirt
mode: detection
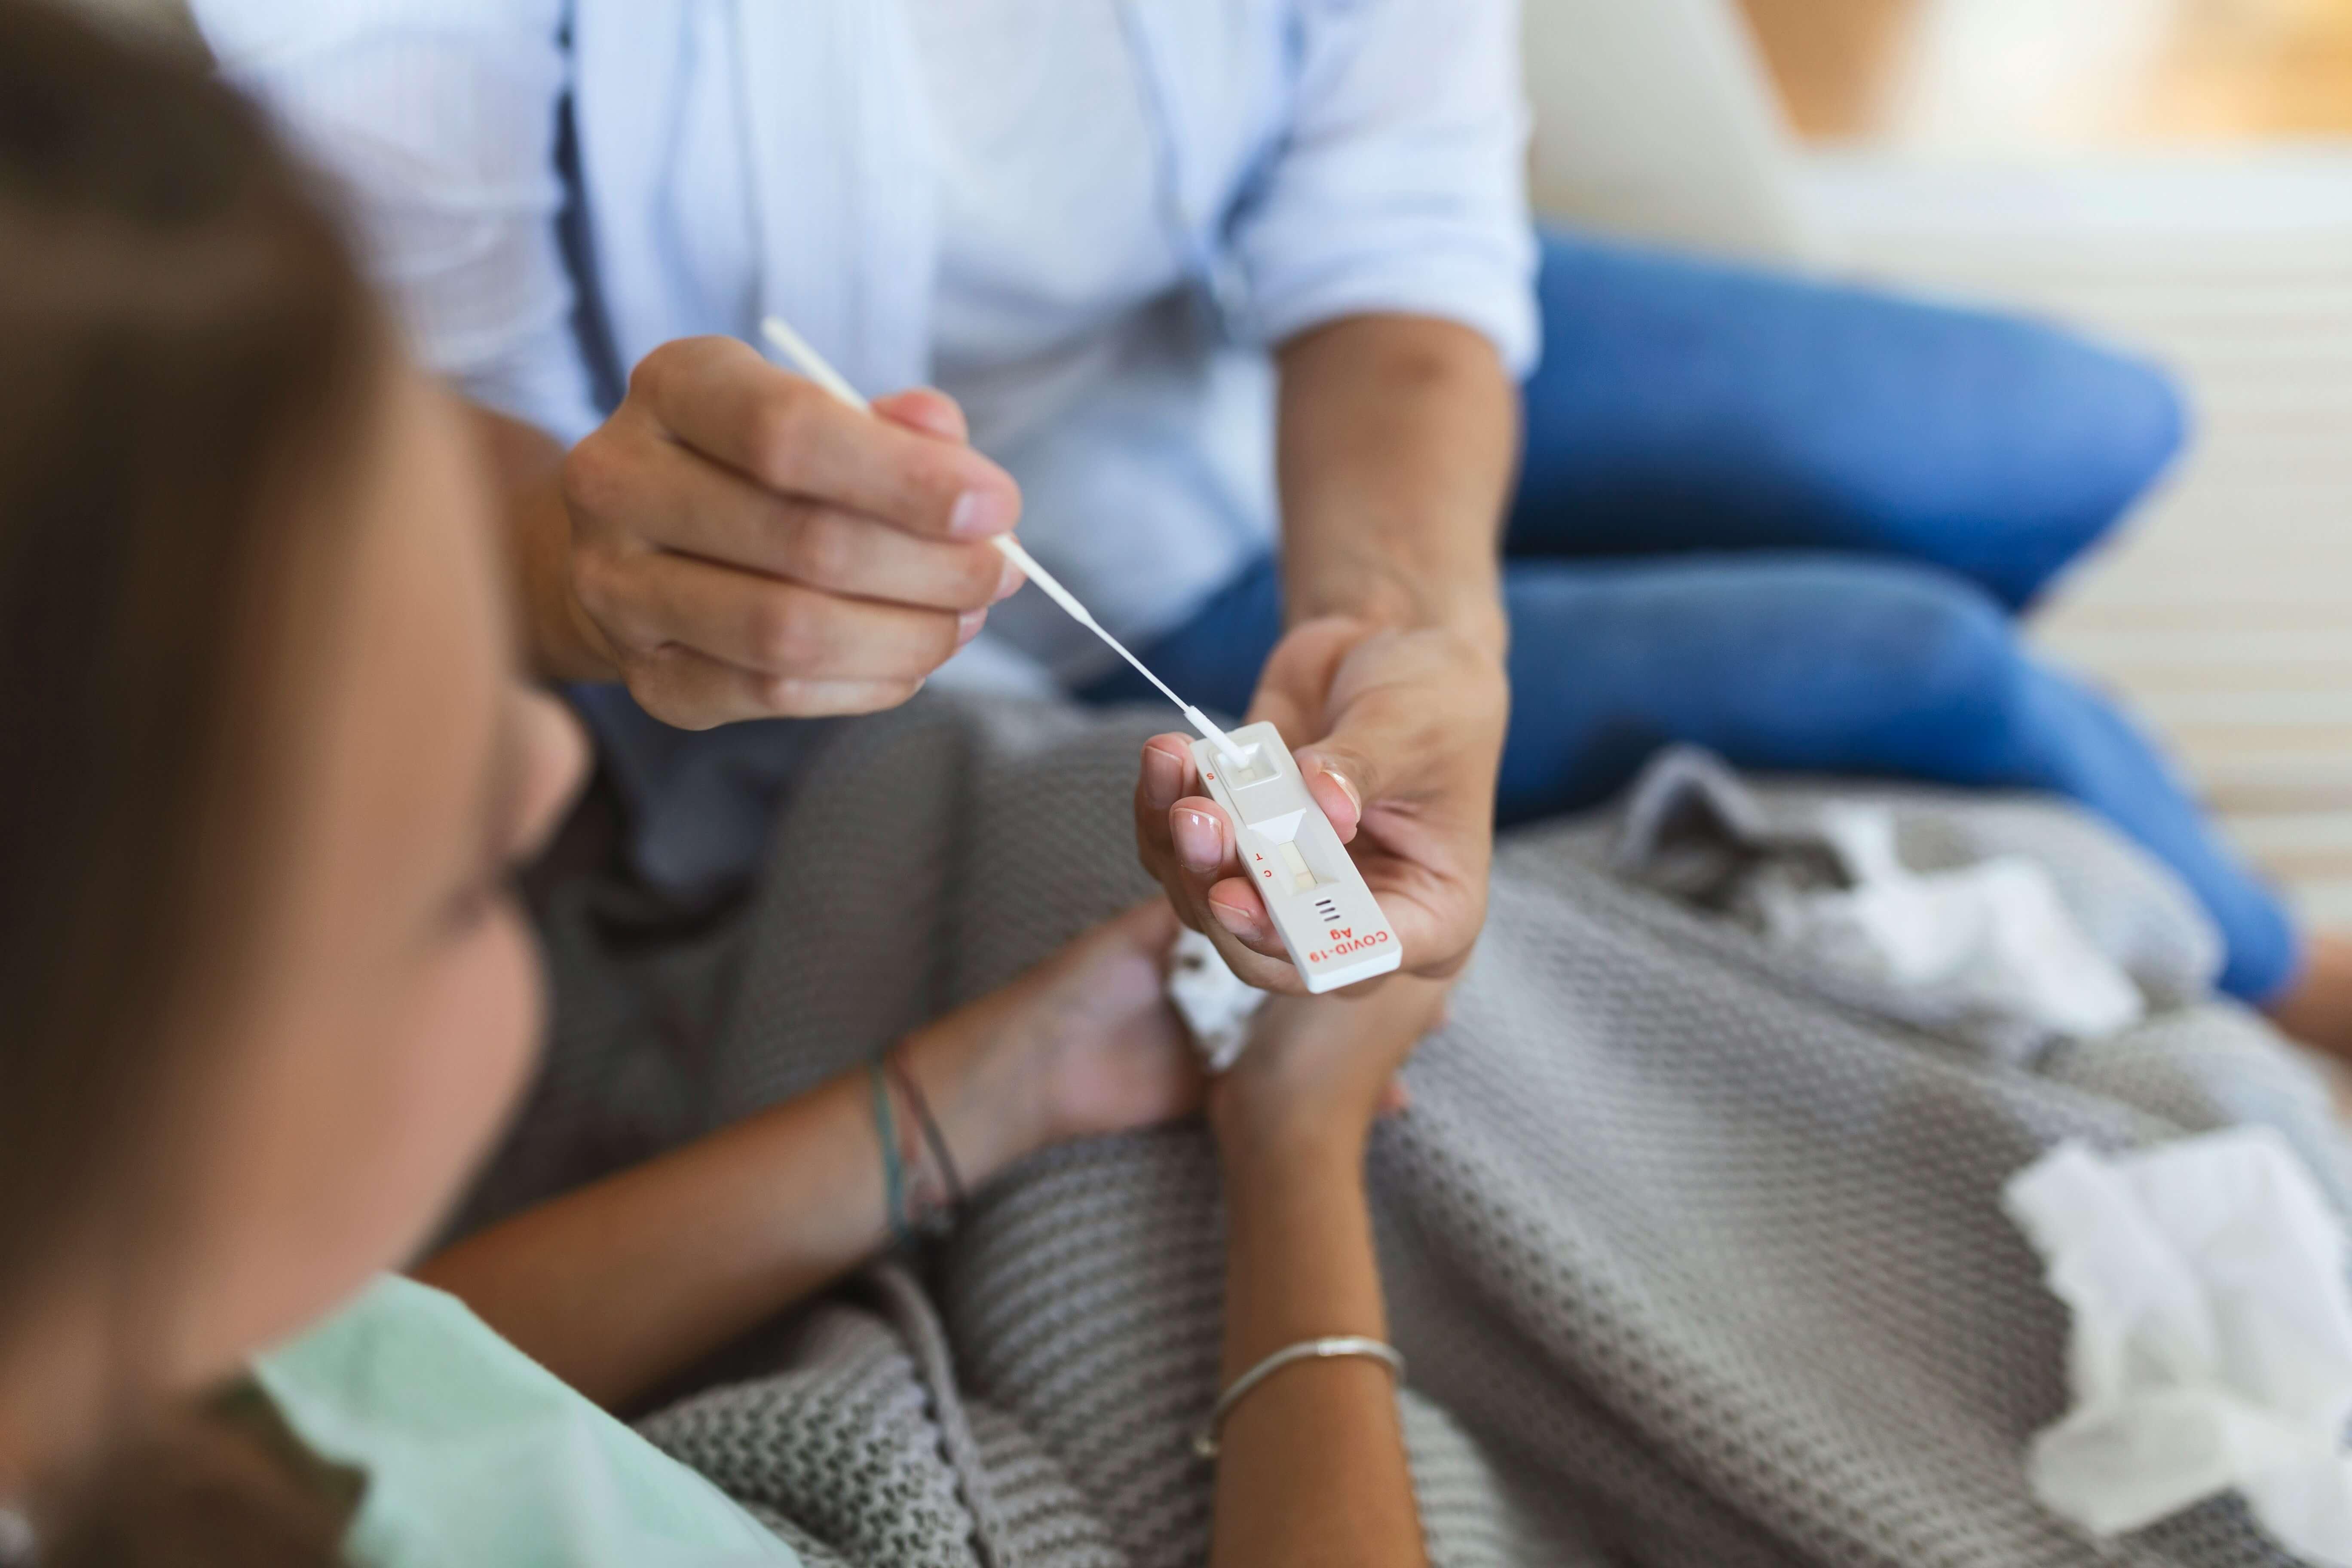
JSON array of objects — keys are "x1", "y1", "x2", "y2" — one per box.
[
  {"x1": 906, "y1": 2, "x2": 1173, "y2": 449},
  {"x1": 905, "y1": 1, "x2": 1278, "y2": 683}
]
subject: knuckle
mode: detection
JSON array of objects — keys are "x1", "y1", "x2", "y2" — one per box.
[
  {"x1": 750, "y1": 674, "x2": 810, "y2": 716},
  {"x1": 625, "y1": 341, "x2": 691, "y2": 411},
  {"x1": 788, "y1": 511, "x2": 859, "y2": 588},
  {"x1": 619, "y1": 654, "x2": 702, "y2": 728},
  {"x1": 568, "y1": 545, "x2": 628, "y2": 624},
  {"x1": 908, "y1": 612, "x2": 966, "y2": 675},
  {"x1": 928, "y1": 609, "x2": 966, "y2": 662},
  {"x1": 897, "y1": 450, "x2": 965, "y2": 530},
  {"x1": 634, "y1": 336, "x2": 726, "y2": 394},
  {"x1": 951, "y1": 546, "x2": 1001, "y2": 607},
  {"x1": 744, "y1": 588, "x2": 820, "y2": 671},
  {"x1": 749, "y1": 386, "x2": 820, "y2": 480},
  {"x1": 618, "y1": 664, "x2": 670, "y2": 717},
  {"x1": 624, "y1": 350, "x2": 667, "y2": 405},
  {"x1": 868, "y1": 680, "x2": 925, "y2": 714},
  {"x1": 560, "y1": 434, "x2": 626, "y2": 519},
  {"x1": 746, "y1": 676, "x2": 913, "y2": 719}
]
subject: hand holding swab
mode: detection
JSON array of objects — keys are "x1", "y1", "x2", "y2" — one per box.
[{"x1": 758, "y1": 316, "x2": 1249, "y2": 766}]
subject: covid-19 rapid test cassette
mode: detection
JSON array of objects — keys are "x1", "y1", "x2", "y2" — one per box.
[{"x1": 1191, "y1": 722, "x2": 1402, "y2": 994}]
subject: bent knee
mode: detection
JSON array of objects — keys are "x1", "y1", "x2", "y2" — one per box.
[
  {"x1": 2009, "y1": 327, "x2": 2187, "y2": 521},
  {"x1": 1894, "y1": 318, "x2": 2187, "y2": 604},
  {"x1": 1783, "y1": 560, "x2": 2028, "y2": 726}
]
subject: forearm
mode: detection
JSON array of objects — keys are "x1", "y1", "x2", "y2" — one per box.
[
  {"x1": 464, "y1": 401, "x2": 619, "y2": 685},
  {"x1": 414, "y1": 1007, "x2": 1043, "y2": 1410},
  {"x1": 1207, "y1": 1118, "x2": 1426, "y2": 1568},
  {"x1": 414, "y1": 1074, "x2": 885, "y2": 1409},
  {"x1": 1274, "y1": 315, "x2": 1518, "y2": 655}
]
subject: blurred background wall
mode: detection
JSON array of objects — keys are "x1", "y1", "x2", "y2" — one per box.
[
  {"x1": 1526, "y1": 0, "x2": 2352, "y2": 927},
  {"x1": 1727, "y1": 0, "x2": 2352, "y2": 930},
  {"x1": 1744, "y1": 0, "x2": 2352, "y2": 148},
  {"x1": 56, "y1": 0, "x2": 2352, "y2": 928}
]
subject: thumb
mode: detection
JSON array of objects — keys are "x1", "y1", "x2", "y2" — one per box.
[{"x1": 1295, "y1": 696, "x2": 1412, "y2": 843}]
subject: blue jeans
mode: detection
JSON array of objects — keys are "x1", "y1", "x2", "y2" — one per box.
[{"x1": 1085, "y1": 231, "x2": 2299, "y2": 1004}]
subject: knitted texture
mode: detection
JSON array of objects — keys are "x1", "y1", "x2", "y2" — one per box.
[{"x1": 502, "y1": 695, "x2": 2351, "y2": 1567}]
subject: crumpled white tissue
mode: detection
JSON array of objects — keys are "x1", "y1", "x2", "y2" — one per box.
[
  {"x1": 1753, "y1": 804, "x2": 2144, "y2": 1048},
  {"x1": 2003, "y1": 1128, "x2": 2352, "y2": 1564},
  {"x1": 1166, "y1": 927, "x2": 1266, "y2": 1072}
]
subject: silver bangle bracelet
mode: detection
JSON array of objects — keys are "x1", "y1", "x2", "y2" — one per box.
[{"x1": 1192, "y1": 1335, "x2": 1406, "y2": 1460}]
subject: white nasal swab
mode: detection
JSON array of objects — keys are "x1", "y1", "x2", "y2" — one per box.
[
  {"x1": 760, "y1": 315, "x2": 872, "y2": 413},
  {"x1": 992, "y1": 534, "x2": 1244, "y2": 758},
  {"x1": 759, "y1": 316, "x2": 1248, "y2": 764}
]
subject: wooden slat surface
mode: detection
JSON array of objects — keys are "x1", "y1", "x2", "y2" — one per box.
[{"x1": 1741, "y1": 0, "x2": 2352, "y2": 147}]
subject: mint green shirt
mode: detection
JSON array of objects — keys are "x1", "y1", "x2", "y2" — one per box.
[{"x1": 254, "y1": 1275, "x2": 802, "y2": 1568}]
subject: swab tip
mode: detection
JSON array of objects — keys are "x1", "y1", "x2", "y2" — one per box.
[{"x1": 1184, "y1": 706, "x2": 1249, "y2": 766}]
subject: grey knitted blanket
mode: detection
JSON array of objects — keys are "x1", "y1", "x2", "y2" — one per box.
[{"x1": 505, "y1": 696, "x2": 2352, "y2": 1568}]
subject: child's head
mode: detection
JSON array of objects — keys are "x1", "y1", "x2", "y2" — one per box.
[{"x1": 0, "y1": 0, "x2": 584, "y2": 1523}]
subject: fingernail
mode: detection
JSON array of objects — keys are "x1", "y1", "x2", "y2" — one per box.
[
  {"x1": 1172, "y1": 808, "x2": 1222, "y2": 870},
  {"x1": 1209, "y1": 898, "x2": 1259, "y2": 941},
  {"x1": 956, "y1": 608, "x2": 987, "y2": 645},
  {"x1": 1142, "y1": 747, "x2": 1183, "y2": 810},
  {"x1": 992, "y1": 555, "x2": 1026, "y2": 603},
  {"x1": 950, "y1": 489, "x2": 1011, "y2": 539},
  {"x1": 1312, "y1": 762, "x2": 1362, "y2": 820}
]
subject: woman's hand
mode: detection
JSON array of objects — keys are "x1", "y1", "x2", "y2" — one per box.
[
  {"x1": 1136, "y1": 619, "x2": 1506, "y2": 998},
  {"x1": 1137, "y1": 315, "x2": 1517, "y2": 1004},
  {"x1": 895, "y1": 900, "x2": 1204, "y2": 1181}
]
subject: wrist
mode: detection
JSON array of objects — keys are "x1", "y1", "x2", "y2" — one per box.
[
  {"x1": 893, "y1": 1002, "x2": 1060, "y2": 1189},
  {"x1": 1289, "y1": 557, "x2": 1506, "y2": 658},
  {"x1": 1209, "y1": 1093, "x2": 1370, "y2": 1183},
  {"x1": 1210, "y1": 1106, "x2": 1389, "y2": 1376}
]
